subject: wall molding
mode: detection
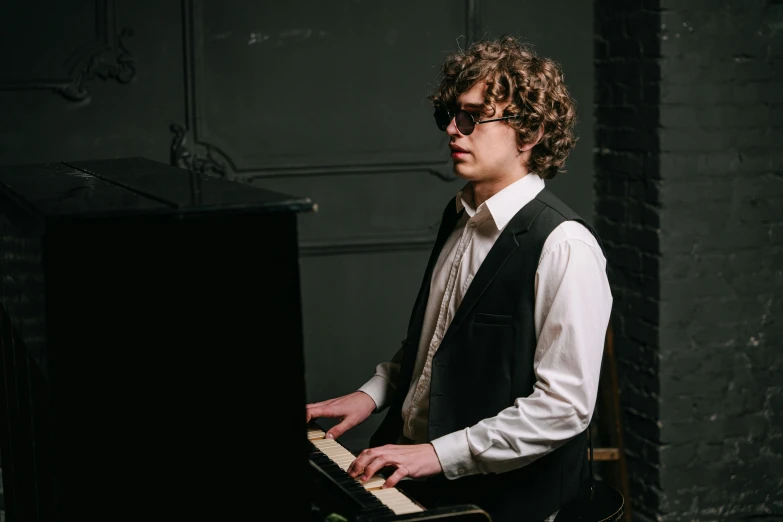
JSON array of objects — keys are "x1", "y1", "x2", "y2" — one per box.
[
  {"x1": 169, "y1": 0, "x2": 480, "y2": 182},
  {"x1": 0, "y1": 0, "x2": 136, "y2": 101},
  {"x1": 170, "y1": 0, "x2": 478, "y2": 255},
  {"x1": 170, "y1": 123, "x2": 229, "y2": 178}
]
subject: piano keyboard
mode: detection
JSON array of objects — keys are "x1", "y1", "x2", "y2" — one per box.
[{"x1": 307, "y1": 426, "x2": 424, "y2": 516}]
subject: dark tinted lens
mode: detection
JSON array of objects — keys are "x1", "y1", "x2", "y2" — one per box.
[
  {"x1": 455, "y1": 110, "x2": 476, "y2": 135},
  {"x1": 434, "y1": 107, "x2": 451, "y2": 130}
]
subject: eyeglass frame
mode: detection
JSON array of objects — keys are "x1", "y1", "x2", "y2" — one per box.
[{"x1": 433, "y1": 106, "x2": 520, "y2": 135}]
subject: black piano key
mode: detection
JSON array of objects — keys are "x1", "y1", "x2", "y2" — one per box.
[
  {"x1": 308, "y1": 446, "x2": 394, "y2": 515},
  {"x1": 318, "y1": 462, "x2": 385, "y2": 507}
]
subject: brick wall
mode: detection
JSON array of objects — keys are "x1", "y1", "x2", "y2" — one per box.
[
  {"x1": 595, "y1": 0, "x2": 783, "y2": 520},
  {"x1": 595, "y1": 1, "x2": 663, "y2": 520}
]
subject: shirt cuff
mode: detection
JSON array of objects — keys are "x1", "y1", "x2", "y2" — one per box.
[
  {"x1": 357, "y1": 375, "x2": 394, "y2": 412},
  {"x1": 430, "y1": 428, "x2": 481, "y2": 479}
]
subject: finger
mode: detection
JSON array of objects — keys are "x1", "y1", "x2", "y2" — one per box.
[
  {"x1": 305, "y1": 407, "x2": 321, "y2": 423},
  {"x1": 306, "y1": 398, "x2": 337, "y2": 410},
  {"x1": 305, "y1": 406, "x2": 318, "y2": 422},
  {"x1": 326, "y1": 418, "x2": 353, "y2": 440},
  {"x1": 347, "y1": 456, "x2": 363, "y2": 478},
  {"x1": 348, "y1": 448, "x2": 374, "y2": 478},
  {"x1": 359, "y1": 452, "x2": 391, "y2": 482},
  {"x1": 307, "y1": 404, "x2": 345, "y2": 419},
  {"x1": 383, "y1": 466, "x2": 409, "y2": 489},
  {"x1": 305, "y1": 400, "x2": 336, "y2": 419}
]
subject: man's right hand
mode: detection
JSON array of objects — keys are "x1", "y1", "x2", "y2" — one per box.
[{"x1": 305, "y1": 391, "x2": 377, "y2": 440}]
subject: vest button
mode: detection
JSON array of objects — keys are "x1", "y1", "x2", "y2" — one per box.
[{"x1": 458, "y1": 468, "x2": 466, "y2": 475}]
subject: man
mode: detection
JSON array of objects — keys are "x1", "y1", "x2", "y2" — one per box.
[{"x1": 306, "y1": 35, "x2": 613, "y2": 522}]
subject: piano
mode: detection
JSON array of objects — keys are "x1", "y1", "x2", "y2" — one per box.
[
  {"x1": 0, "y1": 157, "x2": 491, "y2": 522},
  {"x1": 306, "y1": 421, "x2": 490, "y2": 521},
  {"x1": 0, "y1": 157, "x2": 316, "y2": 521}
]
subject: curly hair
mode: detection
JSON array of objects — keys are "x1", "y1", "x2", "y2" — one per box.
[{"x1": 428, "y1": 35, "x2": 578, "y2": 179}]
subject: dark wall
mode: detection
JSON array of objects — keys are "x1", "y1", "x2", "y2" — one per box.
[
  {"x1": 594, "y1": 2, "x2": 663, "y2": 519},
  {"x1": 0, "y1": 0, "x2": 595, "y2": 454},
  {"x1": 0, "y1": 1, "x2": 184, "y2": 165},
  {"x1": 4, "y1": 1, "x2": 782, "y2": 520},
  {"x1": 595, "y1": 0, "x2": 783, "y2": 520}
]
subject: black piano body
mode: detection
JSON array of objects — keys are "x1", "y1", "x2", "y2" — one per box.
[{"x1": 0, "y1": 157, "x2": 315, "y2": 521}]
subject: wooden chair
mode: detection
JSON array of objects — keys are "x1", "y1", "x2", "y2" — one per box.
[
  {"x1": 591, "y1": 324, "x2": 632, "y2": 522},
  {"x1": 556, "y1": 323, "x2": 631, "y2": 522}
]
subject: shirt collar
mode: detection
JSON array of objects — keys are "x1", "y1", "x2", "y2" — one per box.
[{"x1": 455, "y1": 173, "x2": 546, "y2": 231}]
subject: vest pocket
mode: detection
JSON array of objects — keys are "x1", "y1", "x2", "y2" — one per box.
[
  {"x1": 473, "y1": 312, "x2": 513, "y2": 326},
  {"x1": 463, "y1": 317, "x2": 514, "y2": 416}
]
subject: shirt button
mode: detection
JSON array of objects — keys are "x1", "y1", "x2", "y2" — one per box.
[{"x1": 458, "y1": 468, "x2": 466, "y2": 475}]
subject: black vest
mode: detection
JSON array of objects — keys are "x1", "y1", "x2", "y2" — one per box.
[{"x1": 369, "y1": 188, "x2": 607, "y2": 522}]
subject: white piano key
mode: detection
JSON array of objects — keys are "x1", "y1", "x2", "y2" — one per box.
[
  {"x1": 360, "y1": 475, "x2": 386, "y2": 489},
  {"x1": 391, "y1": 504, "x2": 421, "y2": 514},
  {"x1": 309, "y1": 434, "x2": 423, "y2": 513},
  {"x1": 307, "y1": 428, "x2": 326, "y2": 440},
  {"x1": 370, "y1": 489, "x2": 423, "y2": 514}
]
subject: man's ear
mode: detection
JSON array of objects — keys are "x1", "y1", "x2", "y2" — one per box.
[{"x1": 518, "y1": 126, "x2": 544, "y2": 152}]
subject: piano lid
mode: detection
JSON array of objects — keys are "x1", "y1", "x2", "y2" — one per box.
[{"x1": 0, "y1": 157, "x2": 316, "y2": 221}]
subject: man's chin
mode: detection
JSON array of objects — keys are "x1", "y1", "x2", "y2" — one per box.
[{"x1": 452, "y1": 164, "x2": 477, "y2": 181}]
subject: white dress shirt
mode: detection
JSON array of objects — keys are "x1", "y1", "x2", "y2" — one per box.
[{"x1": 358, "y1": 173, "x2": 613, "y2": 499}]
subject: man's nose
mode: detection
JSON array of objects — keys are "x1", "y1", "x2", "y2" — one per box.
[{"x1": 446, "y1": 115, "x2": 461, "y2": 137}]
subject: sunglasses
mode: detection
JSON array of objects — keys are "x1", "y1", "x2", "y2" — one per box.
[{"x1": 433, "y1": 106, "x2": 519, "y2": 135}]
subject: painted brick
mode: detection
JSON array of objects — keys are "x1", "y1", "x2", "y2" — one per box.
[{"x1": 596, "y1": 0, "x2": 783, "y2": 519}]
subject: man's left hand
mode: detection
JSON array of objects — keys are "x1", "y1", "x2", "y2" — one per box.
[{"x1": 348, "y1": 443, "x2": 443, "y2": 488}]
